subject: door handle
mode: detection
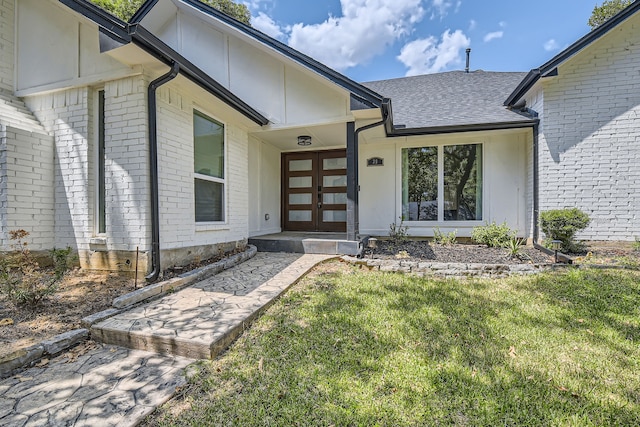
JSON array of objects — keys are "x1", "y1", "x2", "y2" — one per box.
[{"x1": 317, "y1": 202, "x2": 322, "y2": 209}]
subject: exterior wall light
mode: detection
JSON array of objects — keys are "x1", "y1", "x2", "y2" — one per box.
[
  {"x1": 297, "y1": 135, "x2": 312, "y2": 146},
  {"x1": 551, "y1": 240, "x2": 562, "y2": 263}
]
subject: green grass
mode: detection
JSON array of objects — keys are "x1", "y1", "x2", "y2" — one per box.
[{"x1": 148, "y1": 264, "x2": 640, "y2": 426}]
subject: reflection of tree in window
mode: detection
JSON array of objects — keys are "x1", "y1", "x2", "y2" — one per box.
[
  {"x1": 193, "y1": 111, "x2": 225, "y2": 222},
  {"x1": 444, "y1": 144, "x2": 482, "y2": 221},
  {"x1": 403, "y1": 147, "x2": 438, "y2": 221},
  {"x1": 402, "y1": 144, "x2": 482, "y2": 221}
]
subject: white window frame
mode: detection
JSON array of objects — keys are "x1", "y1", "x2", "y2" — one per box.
[
  {"x1": 397, "y1": 140, "x2": 485, "y2": 226},
  {"x1": 93, "y1": 87, "x2": 106, "y2": 237},
  {"x1": 193, "y1": 108, "x2": 228, "y2": 225}
]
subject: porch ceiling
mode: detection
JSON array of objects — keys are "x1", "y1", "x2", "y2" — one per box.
[{"x1": 251, "y1": 122, "x2": 349, "y2": 151}]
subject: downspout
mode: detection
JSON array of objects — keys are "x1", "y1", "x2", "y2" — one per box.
[
  {"x1": 348, "y1": 99, "x2": 391, "y2": 242},
  {"x1": 146, "y1": 62, "x2": 180, "y2": 282},
  {"x1": 532, "y1": 120, "x2": 540, "y2": 245}
]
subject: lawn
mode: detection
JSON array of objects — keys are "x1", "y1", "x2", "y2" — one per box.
[{"x1": 147, "y1": 263, "x2": 640, "y2": 426}]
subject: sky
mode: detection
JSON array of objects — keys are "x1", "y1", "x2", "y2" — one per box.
[{"x1": 242, "y1": 0, "x2": 599, "y2": 83}]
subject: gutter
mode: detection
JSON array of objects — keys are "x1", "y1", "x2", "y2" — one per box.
[
  {"x1": 386, "y1": 119, "x2": 536, "y2": 137},
  {"x1": 146, "y1": 62, "x2": 180, "y2": 282}
]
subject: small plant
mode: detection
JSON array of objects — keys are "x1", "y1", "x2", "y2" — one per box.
[
  {"x1": 539, "y1": 208, "x2": 590, "y2": 253},
  {"x1": 0, "y1": 230, "x2": 73, "y2": 308},
  {"x1": 471, "y1": 221, "x2": 516, "y2": 248},
  {"x1": 632, "y1": 237, "x2": 640, "y2": 252},
  {"x1": 389, "y1": 217, "x2": 409, "y2": 246},
  {"x1": 505, "y1": 237, "x2": 529, "y2": 260},
  {"x1": 432, "y1": 227, "x2": 457, "y2": 245}
]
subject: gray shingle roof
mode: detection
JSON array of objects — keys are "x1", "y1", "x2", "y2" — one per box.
[{"x1": 362, "y1": 71, "x2": 529, "y2": 129}]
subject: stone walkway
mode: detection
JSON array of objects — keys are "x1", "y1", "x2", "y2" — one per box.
[{"x1": 0, "y1": 252, "x2": 333, "y2": 426}]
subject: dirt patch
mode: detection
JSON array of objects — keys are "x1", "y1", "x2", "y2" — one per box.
[{"x1": 0, "y1": 271, "x2": 135, "y2": 358}]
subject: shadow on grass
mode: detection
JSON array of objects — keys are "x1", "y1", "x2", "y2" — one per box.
[{"x1": 150, "y1": 265, "x2": 640, "y2": 426}]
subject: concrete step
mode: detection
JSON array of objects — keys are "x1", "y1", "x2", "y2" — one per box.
[
  {"x1": 249, "y1": 236, "x2": 359, "y2": 256},
  {"x1": 90, "y1": 253, "x2": 334, "y2": 359}
]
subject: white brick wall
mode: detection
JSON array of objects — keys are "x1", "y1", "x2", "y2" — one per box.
[
  {"x1": 25, "y1": 88, "x2": 93, "y2": 250},
  {"x1": 530, "y1": 13, "x2": 640, "y2": 241},
  {"x1": 0, "y1": 124, "x2": 55, "y2": 250},
  {"x1": 24, "y1": 76, "x2": 151, "y2": 253},
  {"x1": 156, "y1": 83, "x2": 249, "y2": 250},
  {"x1": 102, "y1": 76, "x2": 150, "y2": 251},
  {"x1": 0, "y1": 0, "x2": 14, "y2": 92}
]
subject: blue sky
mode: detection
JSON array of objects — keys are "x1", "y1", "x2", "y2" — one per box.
[{"x1": 244, "y1": 0, "x2": 598, "y2": 83}]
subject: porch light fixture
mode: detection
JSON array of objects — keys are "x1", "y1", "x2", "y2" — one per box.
[
  {"x1": 551, "y1": 240, "x2": 563, "y2": 263},
  {"x1": 297, "y1": 135, "x2": 312, "y2": 146}
]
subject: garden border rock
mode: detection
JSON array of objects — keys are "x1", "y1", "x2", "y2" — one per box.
[
  {"x1": 341, "y1": 255, "x2": 567, "y2": 278},
  {"x1": 0, "y1": 245, "x2": 258, "y2": 379}
]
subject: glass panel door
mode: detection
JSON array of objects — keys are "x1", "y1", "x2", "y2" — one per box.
[
  {"x1": 317, "y1": 150, "x2": 347, "y2": 232},
  {"x1": 282, "y1": 150, "x2": 347, "y2": 232},
  {"x1": 283, "y1": 152, "x2": 317, "y2": 231}
]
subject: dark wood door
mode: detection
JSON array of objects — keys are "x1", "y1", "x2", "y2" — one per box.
[{"x1": 282, "y1": 150, "x2": 347, "y2": 232}]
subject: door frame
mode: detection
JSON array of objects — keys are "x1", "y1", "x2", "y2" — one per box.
[{"x1": 281, "y1": 149, "x2": 347, "y2": 232}]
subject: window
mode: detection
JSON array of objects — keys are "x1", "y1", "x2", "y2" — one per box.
[
  {"x1": 97, "y1": 89, "x2": 106, "y2": 234},
  {"x1": 402, "y1": 143, "x2": 482, "y2": 221},
  {"x1": 193, "y1": 111, "x2": 225, "y2": 222}
]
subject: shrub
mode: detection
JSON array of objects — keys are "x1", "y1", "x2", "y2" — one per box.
[
  {"x1": 0, "y1": 230, "x2": 73, "y2": 308},
  {"x1": 432, "y1": 227, "x2": 457, "y2": 245},
  {"x1": 632, "y1": 237, "x2": 640, "y2": 252},
  {"x1": 471, "y1": 221, "x2": 516, "y2": 248},
  {"x1": 539, "y1": 208, "x2": 590, "y2": 253},
  {"x1": 389, "y1": 217, "x2": 409, "y2": 246}
]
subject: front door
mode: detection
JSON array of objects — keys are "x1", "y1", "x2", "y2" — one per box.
[{"x1": 283, "y1": 150, "x2": 347, "y2": 232}]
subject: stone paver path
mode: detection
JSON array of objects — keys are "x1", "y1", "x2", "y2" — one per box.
[
  {"x1": 0, "y1": 342, "x2": 190, "y2": 427},
  {"x1": 91, "y1": 253, "x2": 332, "y2": 359},
  {"x1": 0, "y1": 252, "x2": 334, "y2": 426}
]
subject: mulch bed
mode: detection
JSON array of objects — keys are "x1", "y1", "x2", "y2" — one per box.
[{"x1": 373, "y1": 240, "x2": 554, "y2": 264}]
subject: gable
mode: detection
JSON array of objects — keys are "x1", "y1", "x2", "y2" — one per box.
[
  {"x1": 135, "y1": 0, "x2": 371, "y2": 125},
  {"x1": 16, "y1": 0, "x2": 132, "y2": 93}
]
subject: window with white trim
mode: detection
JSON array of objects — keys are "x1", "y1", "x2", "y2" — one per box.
[
  {"x1": 193, "y1": 111, "x2": 225, "y2": 222},
  {"x1": 402, "y1": 143, "x2": 483, "y2": 221},
  {"x1": 97, "y1": 89, "x2": 106, "y2": 234}
]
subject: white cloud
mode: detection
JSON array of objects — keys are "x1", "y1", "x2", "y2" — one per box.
[
  {"x1": 468, "y1": 19, "x2": 476, "y2": 31},
  {"x1": 483, "y1": 31, "x2": 503, "y2": 43},
  {"x1": 544, "y1": 38, "x2": 560, "y2": 51},
  {"x1": 287, "y1": 0, "x2": 425, "y2": 71},
  {"x1": 499, "y1": 21, "x2": 506, "y2": 28},
  {"x1": 252, "y1": 12, "x2": 285, "y2": 40},
  {"x1": 397, "y1": 29, "x2": 471, "y2": 76},
  {"x1": 430, "y1": 0, "x2": 458, "y2": 19}
]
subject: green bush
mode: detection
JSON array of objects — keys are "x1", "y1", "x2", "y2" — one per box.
[
  {"x1": 0, "y1": 230, "x2": 73, "y2": 308},
  {"x1": 432, "y1": 227, "x2": 457, "y2": 245},
  {"x1": 539, "y1": 208, "x2": 590, "y2": 253},
  {"x1": 471, "y1": 221, "x2": 516, "y2": 248}
]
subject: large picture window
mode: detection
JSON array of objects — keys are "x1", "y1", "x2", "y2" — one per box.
[
  {"x1": 402, "y1": 143, "x2": 482, "y2": 221},
  {"x1": 194, "y1": 111, "x2": 225, "y2": 222}
]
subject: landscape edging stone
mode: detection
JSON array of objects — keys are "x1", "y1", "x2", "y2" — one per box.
[{"x1": 1, "y1": 245, "x2": 258, "y2": 378}]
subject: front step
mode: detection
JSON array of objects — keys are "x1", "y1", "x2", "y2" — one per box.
[
  {"x1": 90, "y1": 253, "x2": 333, "y2": 359},
  {"x1": 249, "y1": 236, "x2": 359, "y2": 256}
]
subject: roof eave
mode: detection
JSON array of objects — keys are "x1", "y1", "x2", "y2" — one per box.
[
  {"x1": 505, "y1": 1, "x2": 640, "y2": 107},
  {"x1": 387, "y1": 120, "x2": 537, "y2": 137}
]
